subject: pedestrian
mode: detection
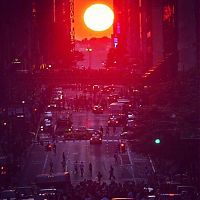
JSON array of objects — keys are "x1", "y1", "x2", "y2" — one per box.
[
  {"x1": 37, "y1": 134, "x2": 40, "y2": 144},
  {"x1": 80, "y1": 161, "x2": 84, "y2": 177},
  {"x1": 89, "y1": 162, "x2": 92, "y2": 176},
  {"x1": 114, "y1": 153, "x2": 118, "y2": 164},
  {"x1": 74, "y1": 160, "x2": 78, "y2": 175},
  {"x1": 109, "y1": 165, "x2": 115, "y2": 180},
  {"x1": 61, "y1": 160, "x2": 66, "y2": 172},
  {"x1": 49, "y1": 159, "x2": 53, "y2": 174},
  {"x1": 100, "y1": 126, "x2": 103, "y2": 134},
  {"x1": 53, "y1": 143, "x2": 56, "y2": 154},
  {"x1": 97, "y1": 171, "x2": 102, "y2": 183},
  {"x1": 62, "y1": 152, "x2": 66, "y2": 162}
]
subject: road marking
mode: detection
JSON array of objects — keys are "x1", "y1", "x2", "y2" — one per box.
[
  {"x1": 42, "y1": 153, "x2": 49, "y2": 173},
  {"x1": 148, "y1": 154, "x2": 156, "y2": 173},
  {"x1": 58, "y1": 139, "x2": 119, "y2": 143},
  {"x1": 127, "y1": 145, "x2": 135, "y2": 182}
]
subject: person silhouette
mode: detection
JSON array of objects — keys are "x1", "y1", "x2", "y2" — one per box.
[
  {"x1": 97, "y1": 171, "x2": 102, "y2": 183},
  {"x1": 49, "y1": 159, "x2": 53, "y2": 174},
  {"x1": 109, "y1": 165, "x2": 115, "y2": 180},
  {"x1": 80, "y1": 161, "x2": 84, "y2": 177},
  {"x1": 89, "y1": 162, "x2": 92, "y2": 176}
]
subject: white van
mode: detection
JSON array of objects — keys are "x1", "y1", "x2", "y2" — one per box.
[
  {"x1": 35, "y1": 172, "x2": 71, "y2": 192},
  {"x1": 109, "y1": 102, "x2": 124, "y2": 115}
]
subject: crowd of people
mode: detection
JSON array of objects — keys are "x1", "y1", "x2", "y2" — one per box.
[{"x1": 64, "y1": 179, "x2": 153, "y2": 200}]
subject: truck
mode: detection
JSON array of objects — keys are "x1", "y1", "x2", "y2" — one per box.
[
  {"x1": 35, "y1": 172, "x2": 71, "y2": 192},
  {"x1": 108, "y1": 102, "x2": 125, "y2": 116},
  {"x1": 55, "y1": 118, "x2": 72, "y2": 136}
]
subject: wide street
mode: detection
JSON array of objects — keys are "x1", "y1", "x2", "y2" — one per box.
[{"x1": 16, "y1": 87, "x2": 154, "y2": 186}]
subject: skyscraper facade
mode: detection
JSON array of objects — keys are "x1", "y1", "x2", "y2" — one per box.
[
  {"x1": 0, "y1": 0, "x2": 73, "y2": 72},
  {"x1": 32, "y1": 0, "x2": 73, "y2": 69},
  {"x1": 113, "y1": 0, "x2": 200, "y2": 78},
  {"x1": 112, "y1": 0, "x2": 153, "y2": 73}
]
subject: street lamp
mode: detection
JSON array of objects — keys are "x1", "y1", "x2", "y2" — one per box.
[
  {"x1": 86, "y1": 48, "x2": 92, "y2": 69},
  {"x1": 22, "y1": 100, "x2": 25, "y2": 117}
]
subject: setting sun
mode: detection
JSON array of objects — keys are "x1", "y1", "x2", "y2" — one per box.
[{"x1": 83, "y1": 4, "x2": 114, "y2": 32}]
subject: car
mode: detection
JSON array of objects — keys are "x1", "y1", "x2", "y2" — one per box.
[
  {"x1": 43, "y1": 118, "x2": 52, "y2": 127},
  {"x1": 125, "y1": 119, "x2": 138, "y2": 131},
  {"x1": 107, "y1": 94, "x2": 119, "y2": 104},
  {"x1": 101, "y1": 85, "x2": 115, "y2": 94},
  {"x1": 44, "y1": 111, "x2": 53, "y2": 120},
  {"x1": 92, "y1": 105, "x2": 104, "y2": 114},
  {"x1": 47, "y1": 103, "x2": 57, "y2": 110},
  {"x1": 15, "y1": 186, "x2": 34, "y2": 199},
  {"x1": 74, "y1": 126, "x2": 97, "y2": 139},
  {"x1": 147, "y1": 194, "x2": 182, "y2": 200},
  {"x1": 74, "y1": 126, "x2": 87, "y2": 133},
  {"x1": 120, "y1": 131, "x2": 135, "y2": 140},
  {"x1": 127, "y1": 112, "x2": 135, "y2": 120},
  {"x1": 107, "y1": 116, "x2": 119, "y2": 126},
  {"x1": 90, "y1": 133, "x2": 102, "y2": 144},
  {"x1": 0, "y1": 189, "x2": 17, "y2": 200},
  {"x1": 35, "y1": 172, "x2": 71, "y2": 192},
  {"x1": 93, "y1": 85, "x2": 100, "y2": 93}
]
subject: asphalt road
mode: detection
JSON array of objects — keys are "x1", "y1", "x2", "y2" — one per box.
[{"x1": 16, "y1": 88, "x2": 153, "y2": 186}]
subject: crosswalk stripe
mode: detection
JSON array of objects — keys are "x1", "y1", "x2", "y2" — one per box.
[{"x1": 57, "y1": 139, "x2": 119, "y2": 143}]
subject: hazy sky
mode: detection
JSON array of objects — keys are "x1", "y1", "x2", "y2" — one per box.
[{"x1": 74, "y1": 0, "x2": 113, "y2": 40}]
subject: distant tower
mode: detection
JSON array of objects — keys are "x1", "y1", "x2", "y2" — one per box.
[{"x1": 70, "y1": 0, "x2": 75, "y2": 55}]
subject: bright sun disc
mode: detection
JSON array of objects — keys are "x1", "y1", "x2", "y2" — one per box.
[{"x1": 84, "y1": 4, "x2": 114, "y2": 32}]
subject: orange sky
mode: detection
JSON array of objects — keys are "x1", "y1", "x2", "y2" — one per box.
[{"x1": 74, "y1": 0, "x2": 113, "y2": 40}]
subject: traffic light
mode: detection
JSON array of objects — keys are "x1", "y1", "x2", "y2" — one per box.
[
  {"x1": 45, "y1": 143, "x2": 52, "y2": 151},
  {"x1": 154, "y1": 138, "x2": 161, "y2": 144},
  {"x1": 120, "y1": 142, "x2": 126, "y2": 153}
]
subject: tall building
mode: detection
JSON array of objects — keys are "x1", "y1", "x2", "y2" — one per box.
[
  {"x1": 0, "y1": 1, "x2": 33, "y2": 104},
  {"x1": 177, "y1": 0, "x2": 198, "y2": 72},
  {"x1": 0, "y1": 0, "x2": 74, "y2": 72},
  {"x1": 112, "y1": 0, "x2": 153, "y2": 73},
  {"x1": 0, "y1": 0, "x2": 32, "y2": 72},
  {"x1": 0, "y1": 0, "x2": 74, "y2": 104},
  {"x1": 32, "y1": 0, "x2": 74, "y2": 70}
]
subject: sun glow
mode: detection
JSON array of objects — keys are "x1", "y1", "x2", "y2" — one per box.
[{"x1": 84, "y1": 4, "x2": 114, "y2": 32}]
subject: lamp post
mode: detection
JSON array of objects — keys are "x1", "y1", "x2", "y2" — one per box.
[
  {"x1": 22, "y1": 100, "x2": 25, "y2": 116},
  {"x1": 86, "y1": 48, "x2": 92, "y2": 69}
]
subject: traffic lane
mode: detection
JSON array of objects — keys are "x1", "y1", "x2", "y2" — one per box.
[
  {"x1": 72, "y1": 111, "x2": 123, "y2": 138},
  {"x1": 41, "y1": 140, "x2": 134, "y2": 184},
  {"x1": 17, "y1": 140, "x2": 134, "y2": 186},
  {"x1": 72, "y1": 111, "x2": 108, "y2": 130},
  {"x1": 17, "y1": 144, "x2": 48, "y2": 186}
]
